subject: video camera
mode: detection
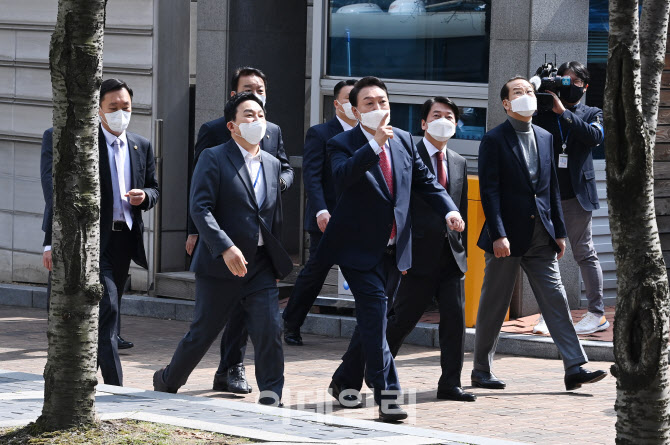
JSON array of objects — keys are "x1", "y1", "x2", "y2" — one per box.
[{"x1": 529, "y1": 61, "x2": 573, "y2": 112}]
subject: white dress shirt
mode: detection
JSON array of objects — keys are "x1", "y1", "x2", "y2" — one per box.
[
  {"x1": 102, "y1": 125, "x2": 133, "y2": 230},
  {"x1": 236, "y1": 143, "x2": 266, "y2": 246}
]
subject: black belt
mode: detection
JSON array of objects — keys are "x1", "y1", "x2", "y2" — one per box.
[
  {"x1": 112, "y1": 221, "x2": 128, "y2": 232},
  {"x1": 384, "y1": 245, "x2": 396, "y2": 256}
]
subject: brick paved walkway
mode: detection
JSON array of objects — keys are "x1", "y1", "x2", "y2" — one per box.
[{"x1": 0, "y1": 305, "x2": 616, "y2": 444}]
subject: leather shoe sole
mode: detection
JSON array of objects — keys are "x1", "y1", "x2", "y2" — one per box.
[
  {"x1": 378, "y1": 403, "x2": 407, "y2": 422},
  {"x1": 437, "y1": 387, "x2": 477, "y2": 402},
  {"x1": 328, "y1": 380, "x2": 363, "y2": 408}
]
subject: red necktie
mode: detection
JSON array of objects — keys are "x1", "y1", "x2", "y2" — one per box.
[
  {"x1": 379, "y1": 145, "x2": 396, "y2": 240},
  {"x1": 436, "y1": 151, "x2": 448, "y2": 190}
]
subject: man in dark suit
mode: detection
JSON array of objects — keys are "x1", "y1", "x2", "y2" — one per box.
[
  {"x1": 154, "y1": 93, "x2": 293, "y2": 406},
  {"x1": 41, "y1": 78, "x2": 160, "y2": 385},
  {"x1": 319, "y1": 77, "x2": 464, "y2": 422},
  {"x1": 472, "y1": 76, "x2": 606, "y2": 392},
  {"x1": 384, "y1": 96, "x2": 474, "y2": 402},
  {"x1": 282, "y1": 79, "x2": 357, "y2": 346},
  {"x1": 185, "y1": 67, "x2": 294, "y2": 395},
  {"x1": 533, "y1": 61, "x2": 607, "y2": 336}
]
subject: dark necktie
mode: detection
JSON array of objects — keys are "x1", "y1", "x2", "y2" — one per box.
[
  {"x1": 379, "y1": 145, "x2": 396, "y2": 240},
  {"x1": 435, "y1": 150, "x2": 448, "y2": 190}
]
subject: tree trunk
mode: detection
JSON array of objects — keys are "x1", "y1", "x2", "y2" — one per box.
[
  {"x1": 605, "y1": 0, "x2": 670, "y2": 443},
  {"x1": 36, "y1": 0, "x2": 107, "y2": 430}
]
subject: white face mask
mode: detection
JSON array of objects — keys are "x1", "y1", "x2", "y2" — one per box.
[
  {"x1": 509, "y1": 95, "x2": 537, "y2": 117},
  {"x1": 337, "y1": 100, "x2": 357, "y2": 120},
  {"x1": 234, "y1": 120, "x2": 266, "y2": 145},
  {"x1": 101, "y1": 110, "x2": 131, "y2": 133},
  {"x1": 426, "y1": 117, "x2": 456, "y2": 142},
  {"x1": 254, "y1": 93, "x2": 267, "y2": 107},
  {"x1": 359, "y1": 109, "x2": 390, "y2": 129}
]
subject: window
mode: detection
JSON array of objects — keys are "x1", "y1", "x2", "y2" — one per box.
[{"x1": 326, "y1": 0, "x2": 490, "y2": 82}]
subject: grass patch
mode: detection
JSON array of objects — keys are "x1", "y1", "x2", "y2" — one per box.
[{"x1": 0, "y1": 419, "x2": 256, "y2": 444}]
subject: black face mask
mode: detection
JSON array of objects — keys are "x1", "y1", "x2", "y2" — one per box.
[{"x1": 561, "y1": 84, "x2": 585, "y2": 104}]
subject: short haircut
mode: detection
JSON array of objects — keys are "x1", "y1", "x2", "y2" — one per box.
[
  {"x1": 100, "y1": 78, "x2": 133, "y2": 104},
  {"x1": 421, "y1": 96, "x2": 460, "y2": 123},
  {"x1": 500, "y1": 75, "x2": 532, "y2": 101},
  {"x1": 557, "y1": 61, "x2": 590, "y2": 85},
  {"x1": 349, "y1": 76, "x2": 389, "y2": 108},
  {"x1": 334, "y1": 79, "x2": 357, "y2": 100},
  {"x1": 224, "y1": 92, "x2": 265, "y2": 123},
  {"x1": 231, "y1": 67, "x2": 268, "y2": 92}
]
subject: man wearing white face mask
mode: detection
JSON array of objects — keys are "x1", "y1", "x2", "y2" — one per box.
[
  {"x1": 472, "y1": 77, "x2": 607, "y2": 392},
  {"x1": 154, "y1": 93, "x2": 292, "y2": 406},
  {"x1": 41, "y1": 78, "x2": 160, "y2": 386},
  {"x1": 281, "y1": 79, "x2": 357, "y2": 346},
  {"x1": 384, "y1": 97, "x2": 473, "y2": 401}
]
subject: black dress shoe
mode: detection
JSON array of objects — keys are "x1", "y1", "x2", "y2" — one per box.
[
  {"x1": 212, "y1": 371, "x2": 228, "y2": 391},
  {"x1": 153, "y1": 368, "x2": 177, "y2": 394},
  {"x1": 565, "y1": 368, "x2": 607, "y2": 391},
  {"x1": 117, "y1": 336, "x2": 134, "y2": 350},
  {"x1": 471, "y1": 369, "x2": 506, "y2": 389},
  {"x1": 378, "y1": 403, "x2": 407, "y2": 422},
  {"x1": 436, "y1": 386, "x2": 477, "y2": 402},
  {"x1": 227, "y1": 364, "x2": 253, "y2": 394},
  {"x1": 284, "y1": 327, "x2": 303, "y2": 346},
  {"x1": 328, "y1": 380, "x2": 363, "y2": 408},
  {"x1": 258, "y1": 396, "x2": 284, "y2": 407}
]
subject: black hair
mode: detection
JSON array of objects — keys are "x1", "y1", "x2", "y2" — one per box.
[
  {"x1": 100, "y1": 78, "x2": 133, "y2": 104},
  {"x1": 231, "y1": 67, "x2": 268, "y2": 92},
  {"x1": 500, "y1": 76, "x2": 533, "y2": 102},
  {"x1": 349, "y1": 76, "x2": 389, "y2": 108},
  {"x1": 334, "y1": 79, "x2": 357, "y2": 100},
  {"x1": 224, "y1": 92, "x2": 265, "y2": 123},
  {"x1": 557, "y1": 61, "x2": 590, "y2": 85},
  {"x1": 421, "y1": 96, "x2": 460, "y2": 124}
]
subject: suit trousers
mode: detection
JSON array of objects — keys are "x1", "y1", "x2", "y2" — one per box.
[
  {"x1": 386, "y1": 241, "x2": 465, "y2": 388},
  {"x1": 283, "y1": 230, "x2": 333, "y2": 330},
  {"x1": 98, "y1": 228, "x2": 134, "y2": 386},
  {"x1": 473, "y1": 219, "x2": 587, "y2": 373},
  {"x1": 561, "y1": 198, "x2": 604, "y2": 316},
  {"x1": 164, "y1": 249, "x2": 284, "y2": 399},
  {"x1": 333, "y1": 250, "x2": 402, "y2": 404}
]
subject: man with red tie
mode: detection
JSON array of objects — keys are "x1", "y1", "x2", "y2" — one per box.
[{"x1": 317, "y1": 77, "x2": 465, "y2": 422}]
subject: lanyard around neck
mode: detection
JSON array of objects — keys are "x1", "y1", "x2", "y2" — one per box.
[{"x1": 556, "y1": 115, "x2": 571, "y2": 153}]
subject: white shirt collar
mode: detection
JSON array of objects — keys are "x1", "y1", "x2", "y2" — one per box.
[
  {"x1": 336, "y1": 115, "x2": 355, "y2": 132},
  {"x1": 359, "y1": 123, "x2": 376, "y2": 142},
  {"x1": 101, "y1": 125, "x2": 128, "y2": 148},
  {"x1": 236, "y1": 142, "x2": 262, "y2": 161},
  {"x1": 422, "y1": 137, "x2": 447, "y2": 158}
]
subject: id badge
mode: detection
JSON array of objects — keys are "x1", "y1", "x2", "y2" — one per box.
[{"x1": 558, "y1": 153, "x2": 568, "y2": 169}]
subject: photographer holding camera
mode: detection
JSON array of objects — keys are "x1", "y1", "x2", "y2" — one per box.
[{"x1": 532, "y1": 61, "x2": 607, "y2": 335}]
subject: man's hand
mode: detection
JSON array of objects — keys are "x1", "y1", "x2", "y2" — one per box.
[
  {"x1": 401, "y1": 270, "x2": 408, "y2": 276},
  {"x1": 222, "y1": 245, "x2": 248, "y2": 277},
  {"x1": 446, "y1": 214, "x2": 465, "y2": 232},
  {"x1": 185, "y1": 234, "x2": 198, "y2": 256},
  {"x1": 125, "y1": 189, "x2": 146, "y2": 206},
  {"x1": 493, "y1": 237, "x2": 511, "y2": 258},
  {"x1": 42, "y1": 250, "x2": 52, "y2": 271},
  {"x1": 548, "y1": 91, "x2": 566, "y2": 115},
  {"x1": 317, "y1": 211, "x2": 331, "y2": 233},
  {"x1": 556, "y1": 237, "x2": 567, "y2": 260},
  {"x1": 373, "y1": 112, "x2": 393, "y2": 147}
]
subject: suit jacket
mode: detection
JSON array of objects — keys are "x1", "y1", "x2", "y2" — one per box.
[
  {"x1": 189, "y1": 139, "x2": 293, "y2": 280},
  {"x1": 318, "y1": 124, "x2": 458, "y2": 272},
  {"x1": 410, "y1": 140, "x2": 468, "y2": 275},
  {"x1": 477, "y1": 119, "x2": 567, "y2": 257},
  {"x1": 533, "y1": 103, "x2": 603, "y2": 211},
  {"x1": 188, "y1": 117, "x2": 294, "y2": 235},
  {"x1": 303, "y1": 117, "x2": 343, "y2": 233},
  {"x1": 40, "y1": 128, "x2": 53, "y2": 246},
  {"x1": 41, "y1": 126, "x2": 160, "y2": 269}
]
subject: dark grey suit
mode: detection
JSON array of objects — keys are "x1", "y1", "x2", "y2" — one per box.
[
  {"x1": 386, "y1": 139, "x2": 469, "y2": 389},
  {"x1": 161, "y1": 139, "x2": 292, "y2": 398}
]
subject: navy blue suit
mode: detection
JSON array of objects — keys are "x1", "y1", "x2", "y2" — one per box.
[
  {"x1": 477, "y1": 120, "x2": 567, "y2": 256},
  {"x1": 283, "y1": 117, "x2": 345, "y2": 331},
  {"x1": 320, "y1": 125, "x2": 457, "y2": 403}
]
